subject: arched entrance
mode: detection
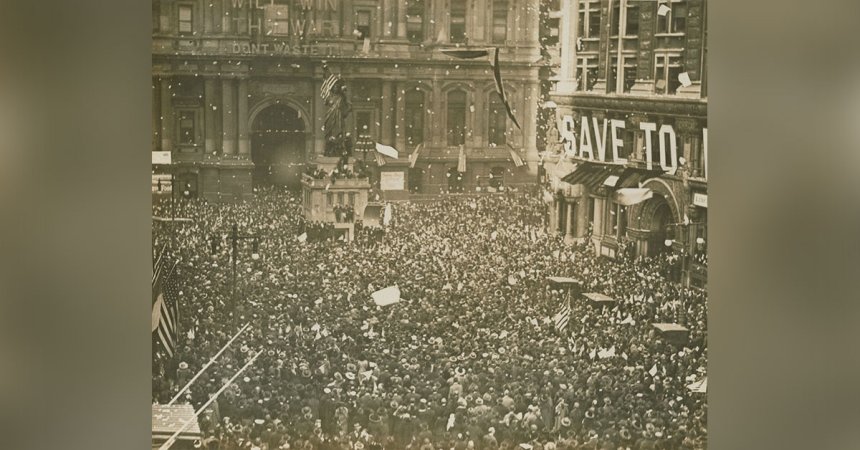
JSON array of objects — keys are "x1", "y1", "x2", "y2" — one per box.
[
  {"x1": 642, "y1": 195, "x2": 673, "y2": 256},
  {"x1": 251, "y1": 104, "x2": 306, "y2": 190}
]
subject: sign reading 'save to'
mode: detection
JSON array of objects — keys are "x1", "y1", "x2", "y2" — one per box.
[{"x1": 558, "y1": 115, "x2": 707, "y2": 177}]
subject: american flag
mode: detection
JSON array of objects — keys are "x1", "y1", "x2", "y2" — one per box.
[
  {"x1": 320, "y1": 72, "x2": 340, "y2": 102},
  {"x1": 553, "y1": 297, "x2": 571, "y2": 332},
  {"x1": 152, "y1": 251, "x2": 180, "y2": 358}
]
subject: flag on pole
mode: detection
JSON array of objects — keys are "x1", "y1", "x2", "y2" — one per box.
[
  {"x1": 153, "y1": 256, "x2": 179, "y2": 358},
  {"x1": 553, "y1": 299, "x2": 571, "y2": 332},
  {"x1": 409, "y1": 143, "x2": 424, "y2": 168},
  {"x1": 507, "y1": 144, "x2": 525, "y2": 167}
]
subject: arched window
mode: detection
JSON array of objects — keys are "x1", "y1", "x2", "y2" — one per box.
[
  {"x1": 446, "y1": 90, "x2": 466, "y2": 146},
  {"x1": 405, "y1": 90, "x2": 425, "y2": 146},
  {"x1": 488, "y1": 94, "x2": 507, "y2": 146}
]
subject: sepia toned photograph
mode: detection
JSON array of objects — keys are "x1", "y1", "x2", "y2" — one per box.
[{"x1": 151, "y1": 1, "x2": 708, "y2": 449}]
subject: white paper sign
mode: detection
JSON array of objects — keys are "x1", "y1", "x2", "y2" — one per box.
[
  {"x1": 658, "y1": 4, "x2": 671, "y2": 16},
  {"x1": 678, "y1": 72, "x2": 692, "y2": 87},
  {"x1": 380, "y1": 171, "x2": 405, "y2": 191}
]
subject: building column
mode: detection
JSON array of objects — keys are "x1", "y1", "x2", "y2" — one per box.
[
  {"x1": 221, "y1": 78, "x2": 236, "y2": 155},
  {"x1": 556, "y1": 199, "x2": 564, "y2": 234},
  {"x1": 204, "y1": 78, "x2": 217, "y2": 153},
  {"x1": 397, "y1": 0, "x2": 407, "y2": 38},
  {"x1": 556, "y1": 0, "x2": 580, "y2": 93},
  {"x1": 160, "y1": 77, "x2": 173, "y2": 152},
  {"x1": 204, "y1": 0, "x2": 215, "y2": 34},
  {"x1": 575, "y1": 196, "x2": 589, "y2": 238},
  {"x1": 152, "y1": 78, "x2": 160, "y2": 151},
  {"x1": 382, "y1": 0, "x2": 394, "y2": 37},
  {"x1": 237, "y1": 78, "x2": 250, "y2": 156},
  {"x1": 381, "y1": 81, "x2": 394, "y2": 145},
  {"x1": 395, "y1": 83, "x2": 407, "y2": 152},
  {"x1": 523, "y1": 80, "x2": 539, "y2": 172},
  {"x1": 431, "y1": 81, "x2": 443, "y2": 147},
  {"x1": 565, "y1": 200, "x2": 576, "y2": 239}
]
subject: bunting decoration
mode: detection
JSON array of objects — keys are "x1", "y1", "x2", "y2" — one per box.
[{"x1": 439, "y1": 47, "x2": 521, "y2": 130}]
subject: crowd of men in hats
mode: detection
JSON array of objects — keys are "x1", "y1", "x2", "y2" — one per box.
[{"x1": 152, "y1": 186, "x2": 707, "y2": 449}]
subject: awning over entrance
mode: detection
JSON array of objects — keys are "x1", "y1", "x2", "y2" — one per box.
[
  {"x1": 561, "y1": 162, "x2": 662, "y2": 191},
  {"x1": 561, "y1": 161, "x2": 625, "y2": 191}
]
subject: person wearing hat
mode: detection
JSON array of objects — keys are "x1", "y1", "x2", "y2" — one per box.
[{"x1": 176, "y1": 362, "x2": 192, "y2": 388}]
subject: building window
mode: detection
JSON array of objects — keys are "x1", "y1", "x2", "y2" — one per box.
[
  {"x1": 348, "y1": 192, "x2": 356, "y2": 205},
  {"x1": 610, "y1": 55, "x2": 637, "y2": 93},
  {"x1": 337, "y1": 192, "x2": 345, "y2": 205},
  {"x1": 492, "y1": 0, "x2": 508, "y2": 43},
  {"x1": 488, "y1": 94, "x2": 507, "y2": 146},
  {"x1": 177, "y1": 110, "x2": 197, "y2": 145},
  {"x1": 406, "y1": 0, "x2": 425, "y2": 43},
  {"x1": 405, "y1": 90, "x2": 425, "y2": 146},
  {"x1": 178, "y1": 5, "x2": 193, "y2": 35},
  {"x1": 689, "y1": 135, "x2": 705, "y2": 178},
  {"x1": 450, "y1": 2, "x2": 467, "y2": 43},
  {"x1": 356, "y1": 111, "x2": 373, "y2": 138},
  {"x1": 326, "y1": 192, "x2": 333, "y2": 206},
  {"x1": 578, "y1": 1, "x2": 601, "y2": 39},
  {"x1": 655, "y1": 53, "x2": 683, "y2": 94},
  {"x1": 625, "y1": 4, "x2": 639, "y2": 36},
  {"x1": 490, "y1": 166, "x2": 505, "y2": 189},
  {"x1": 446, "y1": 90, "x2": 467, "y2": 146},
  {"x1": 576, "y1": 56, "x2": 599, "y2": 91},
  {"x1": 355, "y1": 10, "x2": 371, "y2": 39},
  {"x1": 611, "y1": 3, "x2": 621, "y2": 37},
  {"x1": 657, "y1": 1, "x2": 687, "y2": 34}
]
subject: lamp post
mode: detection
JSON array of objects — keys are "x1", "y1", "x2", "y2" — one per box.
[{"x1": 210, "y1": 224, "x2": 260, "y2": 313}]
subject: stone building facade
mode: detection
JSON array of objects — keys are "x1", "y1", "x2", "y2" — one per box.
[
  {"x1": 152, "y1": 0, "x2": 544, "y2": 201},
  {"x1": 543, "y1": 0, "x2": 707, "y2": 287}
]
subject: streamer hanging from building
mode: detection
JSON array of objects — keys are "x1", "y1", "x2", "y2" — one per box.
[{"x1": 439, "y1": 47, "x2": 522, "y2": 130}]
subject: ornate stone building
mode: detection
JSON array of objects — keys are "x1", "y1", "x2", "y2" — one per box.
[
  {"x1": 152, "y1": 0, "x2": 544, "y2": 201},
  {"x1": 543, "y1": 0, "x2": 707, "y2": 287}
]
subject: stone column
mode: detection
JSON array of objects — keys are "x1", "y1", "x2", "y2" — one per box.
[
  {"x1": 556, "y1": 0, "x2": 580, "y2": 93},
  {"x1": 381, "y1": 81, "x2": 394, "y2": 144},
  {"x1": 556, "y1": 198, "x2": 564, "y2": 234},
  {"x1": 397, "y1": 0, "x2": 407, "y2": 38},
  {"x1": 382, "y1": 0, "x2": 393, "y2": 37},
  {"x1": 222, "y1": 0, "x2": 232, "y2": 34},
  {"x1": 431, "y1": 81, "x2": 443, "y2": 147},
  {"x1": 565, "y1": 200, "x2": 576, "y2": 240},
  {"x1": 160, "y1": 77, "x2": 173, "y2": 152},
  {"x1": 473, "y1": 89, "x2": 484, "y2": 148},
  {"x1": 204, "y1": 78, "x2": 217, "y2": 153},
  {"x1": 395, "y1": 83, "x2": 407, "y2": 152},
  {"x1": 221, "y1": 78, "x2": 236, "y2": 155},
  {"x1": 575, "y1": 196, "x2": 589, "y2": 238},
  {"x1": 204, "y1": 0, "x2": 214, "y2": 34},
  {"x1": 523, "y1": 80, "x2": 539, "y2": 172},
  {"x1": 152, "y1": 78, "x2": 160, "y2": 151},
  {"x1": 237, "y1": 78, "x2": 250, "y2": 156}
]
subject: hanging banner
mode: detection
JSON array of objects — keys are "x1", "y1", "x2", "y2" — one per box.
[{"x1": 380, "y1": 171, "x2": 405, "y2": 191}]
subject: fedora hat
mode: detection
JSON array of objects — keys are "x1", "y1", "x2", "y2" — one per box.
[
  {"x1": 179, "y1": 362, "x2": 189, "y2": 370},
  {"x1": 560, "y1": 417, "x2": 571, "y2": 427},
  {"x1": 345, "y1": 372, "x2": 356, "y2": 380}
]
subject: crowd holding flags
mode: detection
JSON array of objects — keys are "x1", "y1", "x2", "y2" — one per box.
[{"x1": 152, "y1": 245, "x2": 180, "y2": 358}]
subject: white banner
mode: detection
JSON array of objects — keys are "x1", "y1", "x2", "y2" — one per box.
[{"x1": 380, "y1": 171, "x2": 405, "y2": 191}]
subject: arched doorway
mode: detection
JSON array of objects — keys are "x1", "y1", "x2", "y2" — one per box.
[
  {"x1": 644, "y1": 195, "x2": 673, "y2": 256},
  {"x1": 251, "y1": 104, "x2": 306, "y2": 190}
]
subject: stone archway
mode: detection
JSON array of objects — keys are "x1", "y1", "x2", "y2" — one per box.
[
  {"x1": 250, "y1": 103, "x2": 307, "y2": 190},
  {"x1": 639, "y1": 196, "x2": 674, "y2": 256}
]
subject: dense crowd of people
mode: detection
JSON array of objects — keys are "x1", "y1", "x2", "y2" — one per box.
[{"x1": 152, "y1": 186, "x2": 707, "y2": 450}]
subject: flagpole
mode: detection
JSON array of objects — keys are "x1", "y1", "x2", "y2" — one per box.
[
  {"x1": 159, "y1": 349, "x2": 263, "y2": 450},
  {"x1": 167, "y1": 322, "x2": 251, "y2": 406}
]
